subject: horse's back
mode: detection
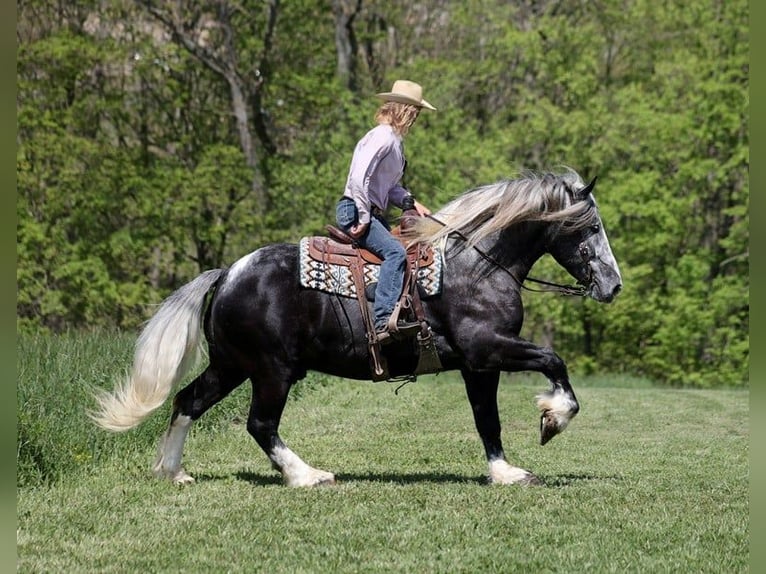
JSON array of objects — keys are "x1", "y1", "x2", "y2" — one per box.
[
  {"x1": 216, "y1": 243, "x2": 297, "y2": 297},
  {"x1": 207, "y1": 243, "x2": 373, "y2": 378}
]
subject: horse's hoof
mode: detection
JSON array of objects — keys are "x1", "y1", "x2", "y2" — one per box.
[
  {"x1": 315, "y1": 475, "x2": 337, "y2": 487},
  {"x1": 153, "y1": 465, "x2": 195, "y2": 485},
  {"x1": 489, "y1": 471, "x2": 540, "y2": 486},
  {"x1": 172, "y1": 471, "x2": 196, "y2": 485},
  {"x1": 489, "y1": 461, "x2": 539, "y2": 485},
  {"x1": 285, "y1": 470, "x2": 336, "y2": 487},
  {"x1": 520, "y1": 473, "x2": 542, "y2": 486},
  {"x1": 309, "y1": 470, "x2": 336, "y2": 487},
  {"x1": 540, "y1": 411, "x2": 560, "y2": 445},
  {"x1": 537, "y1": 391, "x2": 578, "y2": 445},
  {"x1": 502, "y1": 471, "x2": 540, "y2": 486}
]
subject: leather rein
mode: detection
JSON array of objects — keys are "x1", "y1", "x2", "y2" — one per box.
[{"x1": 425, "y1": 214, "x2": 588, "y2": 297}]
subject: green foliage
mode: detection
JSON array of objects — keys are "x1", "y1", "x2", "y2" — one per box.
[
  {"x1": 17, "y1": 330, "x2": 143, "y2": 486},
  {"x1": 16, "y1": 0, "x2": 748, "y2": 387}
]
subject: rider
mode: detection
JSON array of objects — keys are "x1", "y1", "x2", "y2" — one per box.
[{"x1": 336, "y1": 80, "x2": 435, "y2": 340}]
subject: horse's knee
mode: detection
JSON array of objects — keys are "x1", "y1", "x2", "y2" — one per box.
[{"x1": 541, "y1": 348, "x2": 569, "y2": 381}]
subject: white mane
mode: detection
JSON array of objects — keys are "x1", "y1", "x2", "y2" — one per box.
[{"x1": 409, "y1": 169, "x2": 596, "y2": 247}]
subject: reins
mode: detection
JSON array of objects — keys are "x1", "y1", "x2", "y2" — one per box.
[{"x1": 424, "y1": 214, "x2": 588, "y2": 297}]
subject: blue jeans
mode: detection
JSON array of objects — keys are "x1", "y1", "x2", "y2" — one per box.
[{"x1": 336, "y1": 198, "x2": 406, "y2": 330}]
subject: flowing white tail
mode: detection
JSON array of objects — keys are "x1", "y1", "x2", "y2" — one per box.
[{"x1": 91, "y1": 269, "x2": 224, "y2": 432}]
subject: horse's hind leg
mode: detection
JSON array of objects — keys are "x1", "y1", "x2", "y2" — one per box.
[
  {"x1": 153, "y1": 366, "x2": 246, "y2": 484},
  {"x1": 247, "y1": 368, "x2": 335, "y2": 487},
  {"x1": 462, "y1": 369, "x2": 540, "y2": 486}
]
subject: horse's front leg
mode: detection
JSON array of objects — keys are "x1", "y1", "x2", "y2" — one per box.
[
  {"x1": 463, "y1": 334, "x2": 579, "y2": 446},
  {"x1": 518, "y1": 344, "x2": 580, "y2": 446},
  {"x1": 461, "y1": 369, "x2": 540, "y2": 485}
]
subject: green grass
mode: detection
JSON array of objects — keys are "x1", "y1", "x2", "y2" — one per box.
[{"x1": 18, "y1": 333, "x2": 748, "y2": 573}]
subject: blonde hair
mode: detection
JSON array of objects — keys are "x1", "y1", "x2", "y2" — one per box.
[{"x1": 375, "y1": 102, "x2": 421, "y2": 136}]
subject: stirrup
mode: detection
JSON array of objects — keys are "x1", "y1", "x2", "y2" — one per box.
[
  {"x1": 377, "y1": 320, "x2": 420, "y2": 344},
  {"x1": 376, "y1": 329, "x2": 392, "y2": 345}
]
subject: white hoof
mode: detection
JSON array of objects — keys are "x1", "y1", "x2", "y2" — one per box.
[
  {"x1": 152, "y1": 460, "x2": 196, "y2": 485},
  {"x1": 488, "y1": 460, "x2": 540, "y2": 486},
  {"x1": 284, "y1": 468, "x2": 336, "y2": 488},
  {"x1": 171, "y1": 470, "x2": 196, "y2": 485},
  {"x1": 272, "y1": 445, "x2": 336, "y2": 487}
]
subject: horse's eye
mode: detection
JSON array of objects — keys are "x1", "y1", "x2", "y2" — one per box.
[{"x1": 590, "y1": 224, "x2": 601, "y2": 234}]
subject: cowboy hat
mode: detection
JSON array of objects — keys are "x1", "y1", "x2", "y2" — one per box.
[{"x1": 376, "y1": 80, "x2": 436, "y2": 110}]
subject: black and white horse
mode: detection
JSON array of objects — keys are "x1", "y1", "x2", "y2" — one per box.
[{"x1": 92, "y1": 169, "x2": 622, "y2": 486}]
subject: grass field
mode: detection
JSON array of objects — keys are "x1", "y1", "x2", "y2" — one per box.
[{"x1": 17, "y1": 333, "x2": 749, "y2": 572}]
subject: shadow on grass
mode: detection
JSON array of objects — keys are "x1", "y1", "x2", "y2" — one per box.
[
  {"x1": 191, "y1": 469, "x2": 620, "y2": 488},
  {"x1": 336, "y1": 471, "x2": 487, "y2": 485},
  {"x1": 192, "y1": 471, "x2": 282, "y2": 486},
  {"x1": 226, "y1": 469, "x2": 620, "y2": 487},
  {"x1": 228, "y1": 470, "x2": 486, "y2": 486},
  {"x1": 336, "y1": 472, "x2": 621, "y2": 488},
  {"x1": 538, "y1": 473, "x2": 622, "y2": 487}
]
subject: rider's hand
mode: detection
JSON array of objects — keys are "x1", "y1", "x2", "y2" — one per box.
[
  {"x1": 413, "y1": 200, "x2": 431, "y2": 217},
  {"x1": 349, "y1": 222, "x2": 369, "y2": 239}
]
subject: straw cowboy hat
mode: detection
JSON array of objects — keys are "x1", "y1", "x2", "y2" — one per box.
[{"x1": 376, "y1": 80, "x2": 437, "y2": 111}]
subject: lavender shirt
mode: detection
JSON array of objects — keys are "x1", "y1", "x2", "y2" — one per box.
[{"x1": 343, "y1": 124, "x2": 409, "y2": 225}]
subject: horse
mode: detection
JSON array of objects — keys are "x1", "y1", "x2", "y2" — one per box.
[{"x1": 91, "y1": 169, "x2": 622, "y2": 487}]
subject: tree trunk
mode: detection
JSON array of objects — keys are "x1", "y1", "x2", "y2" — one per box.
[{"x1": 332, "y1": 0, "x2": 362, "y2": 91}]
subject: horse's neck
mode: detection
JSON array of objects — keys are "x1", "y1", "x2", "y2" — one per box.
[
  {"x1": 505, "y1": 225, "x2": 547, "y2": 276},
  {"x1": 445, "y1": 225, "x2": 547, "y2": 287},
  {"x1": 482, "y1": 225, "x2": 547, "y2": 273}
]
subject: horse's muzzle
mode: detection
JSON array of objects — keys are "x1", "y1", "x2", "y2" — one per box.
[{"x1": 587, "y1": 265, "x2": 622, "y2": 303}]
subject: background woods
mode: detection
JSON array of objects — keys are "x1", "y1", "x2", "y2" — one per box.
[{"x1": 16, "y1": 0, "x2": 748, "y2": 387}]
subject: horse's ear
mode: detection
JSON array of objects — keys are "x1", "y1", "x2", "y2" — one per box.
[{"x1": 575, "y1": 176, "x2": 597, "y2": 200}]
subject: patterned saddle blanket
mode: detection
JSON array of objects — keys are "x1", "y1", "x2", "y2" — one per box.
[{"x1": 298, "y1": 236, "x2": 443, "y2": 299}]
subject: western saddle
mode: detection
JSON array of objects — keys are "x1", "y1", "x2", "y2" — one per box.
[{"x1": 307, "y1": 209, "x2": 442, "y2": 381}]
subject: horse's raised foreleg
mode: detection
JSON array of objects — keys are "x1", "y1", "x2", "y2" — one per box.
[
  {"x1": 462, "y1": 369, "x2": 540, "y2": 485},
  {"x1": 153, "y1": 366, "x2": 246, "y2": 484},
  {"x1": 511, "y1": 343, "x2": 580, "y2": 446},
  {"x1": 536, "y1": 377, "x2": 579, "y2": 446},
  {"x1": 248, "y1": 372, "x2": 335, "y2": 487},
  {"x1": 464, "y1": 335, "x2": 579, "y2": 446}
]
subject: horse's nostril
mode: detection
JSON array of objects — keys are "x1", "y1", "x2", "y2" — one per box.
[{"x1": 613, "y1": 283, "x2": 623, "y2": 297}]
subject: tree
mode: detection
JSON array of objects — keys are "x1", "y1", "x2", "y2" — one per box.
[{"x1": 138, "y1": 0, "x2": 279, "y2": 212}]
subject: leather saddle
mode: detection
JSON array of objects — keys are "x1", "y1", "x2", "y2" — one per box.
[
  {"x1": 307, "y1": 225, "x2": 435, "y2": 269},
  {"x1": 305, "y1": 219, "x2": 442, "y2": 382}
]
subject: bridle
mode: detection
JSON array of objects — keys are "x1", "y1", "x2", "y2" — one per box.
[{"x1": 425, "y1": 214, "x2": 589, "y2": 297}]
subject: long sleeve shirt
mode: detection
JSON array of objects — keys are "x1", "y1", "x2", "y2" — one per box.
[{"x1": 343, "y1": 124, "x2": 409, "y2": 224}]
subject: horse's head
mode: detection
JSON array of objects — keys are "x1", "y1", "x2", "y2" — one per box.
[{"x1": 548, "y1": 177, "x2": 623, "y2": 303}]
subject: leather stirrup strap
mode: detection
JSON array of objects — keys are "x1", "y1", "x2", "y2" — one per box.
[
  {"x1": 407, "y1": 246, "x2": 443, "y2": 374},
  {"x1": 349, "y1": 254, "x2": 387, "y2": 381},
  {"x1": 386, "y1": 274, "x2": 408, "y2": 334},
  {"x1": 406, "y1": 248, "x2": 428, "y2": 332}
]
